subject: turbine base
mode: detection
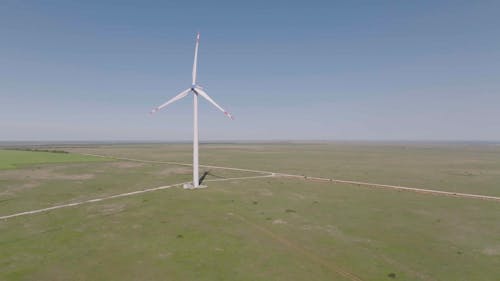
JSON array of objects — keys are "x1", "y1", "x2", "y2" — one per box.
[{"x1": 183, "y1": 183, "x2": 207, "y2": 189}]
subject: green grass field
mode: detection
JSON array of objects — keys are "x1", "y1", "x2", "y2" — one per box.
[
  {"x1": 0, "y1": 149, "x2": 108, "y2": 169},
  {"x1": 1, "y1": 143, "x2": 499, "y2": 280}
]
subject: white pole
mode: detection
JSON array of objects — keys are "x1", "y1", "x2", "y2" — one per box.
[{"x1": 193, "y1": 91, "x2": 199, "y2": 187}]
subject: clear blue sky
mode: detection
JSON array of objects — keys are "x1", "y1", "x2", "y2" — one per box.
[{"x1": 1, "y1": 0, "x2": 499, "y2": 141}]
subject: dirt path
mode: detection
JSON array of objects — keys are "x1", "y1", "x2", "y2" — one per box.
[
  {"x1": 3, "y1": 152, "x2": 498, "y2": 220},
  {"x1": 278, "y1": 174, "x2": 500, "y2": 202},
  {"x1": 80, "y1": 153, "x2": 274, "y2": 175},
  {"x1": 0, "y1": 174, "x2": 276, "y2": 220},
  {"x1": 0, "y1": 183, "x2": 184, "y2": 220},
  {"x1": 79, "y1": 153, "x2": 500, "y2": 202}
]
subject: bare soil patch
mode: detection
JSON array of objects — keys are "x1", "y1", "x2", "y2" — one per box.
[
  {"x1": 155, "y1": 167, "x2": 191, "y2": 176},
  {"x1": 109, "y1": 162, "x2": 145, "y2": 169},
  {"x1": 0, "y1": 167, "x2": 95, "y2": 181},
  {"x1": 482, "y1": 245, "x2": 500, "y2": 256}
]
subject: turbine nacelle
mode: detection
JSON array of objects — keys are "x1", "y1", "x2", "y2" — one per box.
[
  {"x1": 224, "y1": 111, "x2": 234, "y2": 120},
  {"x1": 150, "y1": 86, "x2": 233, "y2": 120}
]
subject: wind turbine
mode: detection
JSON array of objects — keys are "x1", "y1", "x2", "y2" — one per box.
[{"x1": 150, "y1": 32, "x2": 233, "y2": 189}]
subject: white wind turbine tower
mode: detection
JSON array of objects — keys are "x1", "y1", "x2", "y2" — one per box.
[{"x1": 150, "y1": 32, "x2": 233, "y2": 189}]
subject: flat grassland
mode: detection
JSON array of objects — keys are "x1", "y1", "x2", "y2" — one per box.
[
  {"x1": 0, "y1": 149, "x2": 107, "y2": 169},
  {"x1": 1, "y1": 143, "x2": 499, "y2": 281}
]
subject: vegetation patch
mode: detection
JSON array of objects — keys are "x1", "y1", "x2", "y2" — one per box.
[
  {"x1": 5, "y1": 147, "x2": 69, "y2": 153},
  {"x1": 0, "y1": 149, "x2": 109, "y2": 170}
]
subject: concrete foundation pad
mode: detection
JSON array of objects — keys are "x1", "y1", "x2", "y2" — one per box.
[{"x1": 183, "y1": 183, "x2": 207, "y2": 189}]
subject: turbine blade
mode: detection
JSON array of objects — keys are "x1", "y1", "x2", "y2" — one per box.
[
  {"x1": 193, "y1": 87, "x2": 234, "y2": 120},
  {"x1": 192, "y1": 32, "x2": 200, "y2": 85},
  {"x1": 150, "y1": 88, "x2": 191, "y2": 114}
]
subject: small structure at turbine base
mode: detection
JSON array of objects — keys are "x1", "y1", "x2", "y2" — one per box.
[{"x1": 183, "y1": 183, "x2": 207, "y2": 189}]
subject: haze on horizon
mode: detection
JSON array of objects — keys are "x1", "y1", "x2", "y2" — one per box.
[{"x1": 1, "y1": 1, "x2": 499, "y2": 142}]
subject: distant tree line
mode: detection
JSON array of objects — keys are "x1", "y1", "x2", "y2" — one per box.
[{"x1": 5, "y1": 147, "x2": 69, "y2": 154}]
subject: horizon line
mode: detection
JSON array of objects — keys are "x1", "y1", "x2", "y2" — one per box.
[{"x1": 1, "y1": 139, "x2": 499, "y2": 145}]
